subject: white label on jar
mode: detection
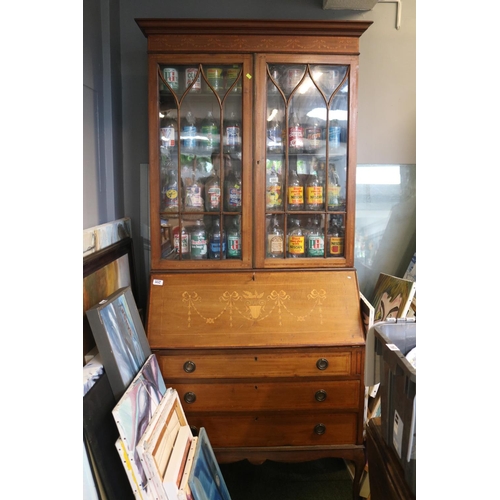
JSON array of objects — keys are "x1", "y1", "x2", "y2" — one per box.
[
  {"x1": 163, "y1": 68, "x2": 179, "y2": 90},
  {"x1": 185, "y1": 68, "x2": 201, "y2": 90}
]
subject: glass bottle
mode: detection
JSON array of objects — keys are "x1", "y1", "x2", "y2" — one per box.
[
  {"x1": 328, "y1": 119, "x2": 341, "y2": 149},
  {"x1": 267, "y1": 112, "x2": 283, "y2": 154},
  {"x1": 162, "y1": 163, "x2": 180, "y2": 212},
  {"x1": 266, "y1": 216, "x2": 284, "y2": 258},
  {"x1": 304, "y1": 217, "x2": 313, "y2": 240},
  {"x1": 305, "y1": 163, "x2": 324, "y2": 211},
  {"x1": 267, "y1": 66, "x2": 280, "y2": 94},
  {"x1": 226, "y1": 65, "x2": 242, "y2": 93},
  {"x1": 288, "y1": 111, "x2": 304, "y2": 154},
  {"x1": 208, "y1": 217, "x2": 226, "y2": 260},
  {"x1": 307, "y1": 217, "x2": 325, "y2": 257},
  {"x1": 204, "y1": 167, "x2": 221, "y2": 212},
  {"x1": 160, "y1": 218, "x2": 173, "y2": 258},
  {"x1": 224, "y1": 166, "x2": 242, "y2": 212},
  {"x1": 173, "y1": 224, "x2": 190, "y2": 260},
  {"x1": 201, "y1": 110, "x2": 220, "y2": 153},
  {"x1": 206, "y1": 67, "x2": 224, "y2": 92},
  {"x1": 159, "y1": 110, "x2": 177, "y2": 153},
  {"x1": 190, "y1": 219, "x2": 208, "y2": 260},
  {"x1": 327, "y1": 162, "x2": 342, "y2": 211},
  {"x1": 287, "y1": 167, "x2": 304, "y2": 211},
  {"x1": 266, "y1": 166, "x2": 283, "y2": 210},
  {"x1": 304, "y1": 115, "x2": 322, "y2": 153},
  {"x1": 327, "y1": 215, "x2": 344, "y2": 257},
  {"x1": 182, "y1": 111, "x2": 197, "y2": 152},
  {"x1": 184, "y1": 171, "x2": 204, "y2": 212},
  {"x1": 223, "y1": 111, "x2": 241, "y2": 154},
  {"x1": 226, "y1": 217, "x2": 242, "y2": 259},
  {"x1": 287, "y1": 218, "x2": 306, "y2": 258}
]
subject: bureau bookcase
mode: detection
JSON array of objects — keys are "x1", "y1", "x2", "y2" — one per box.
[{"x1": 137, "y1": 19, "x2": 371, "y2": 499}]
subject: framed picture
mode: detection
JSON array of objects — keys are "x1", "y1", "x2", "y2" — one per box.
[
  {"x1": 86, "y1": 286, "x2": 151, "y2": 401},
  {"x1": 371, "y1": 272, "x2": 416, "y2": 322},
  {"x1": 113, "y1": 354, "x2": 168, "y2": 498},
  {"x1": 188, "y1": 427, "x2": 231, "y2": 500},
  {"x1": 136, "y1": 389, "x2": 191, "y2": 500},
  {"x1": 83, "y1": 235, "x2": 137, "y2": 361}
]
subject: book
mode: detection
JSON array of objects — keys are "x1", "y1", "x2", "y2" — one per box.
[{"x1": 371, "y1": 273, "x2": 416, "y2": 322}]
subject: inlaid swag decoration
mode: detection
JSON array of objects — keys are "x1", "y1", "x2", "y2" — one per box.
[{"x1": 182, "y1": 288, "x2": 327, "y2": 326}]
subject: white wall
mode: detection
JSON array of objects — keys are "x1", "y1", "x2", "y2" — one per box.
[{"x1": 358, "y1": 1, "x2": 415, "y2": 163}]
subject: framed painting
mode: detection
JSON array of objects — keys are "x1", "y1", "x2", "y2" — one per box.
[
  {"x1": 86, "y1": 286, "x2": 151, "y2": 401},
  {"x1": 83, "y1": 236, "x2": 137, "y2": 362},
  {"x1": 371, "y1": 273, "x2": 416, "y2": 323},
  {"x1": 136, "y1": 389, "x2": 191, "y2": 500},
  {"x1": 113, "y1": 354, "x2": 168, "y2": 499},
  {"x1": 188, "y1": 427, "x2": 232, "y2": 500},
  {"x1": 115, "y1": 438, "x2": 144, "y2": 500}
]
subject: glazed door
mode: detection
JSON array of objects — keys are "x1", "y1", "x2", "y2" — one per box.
[
  {"x1": 254, "y1": 54, "x2": 359, "y2": 268},
  {"x1": 148, "y1": 54, "x2": 253, "y2": 270}
]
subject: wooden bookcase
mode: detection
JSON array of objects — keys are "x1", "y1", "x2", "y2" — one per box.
[{"x1": 137, "y1": 18, "x2": 371, "y2": 500}]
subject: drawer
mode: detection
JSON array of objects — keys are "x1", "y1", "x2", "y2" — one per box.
[
  {"x1": 187, "y1": 412, "x2": 360, "y2": 447},
  {"x1": 170, "y1": 380, "x2": 361, "y2": 412},
  {"x1": 155, "y1": 347, "x2": 364, "y2": 379}
]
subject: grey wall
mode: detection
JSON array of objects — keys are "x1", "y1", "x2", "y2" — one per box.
[
  {"x1": 83, "y1": 0, "x2": 124, "y2": 229},
  {"x1": 83, "y1": 0, "x2": 416, "y2": 310}
]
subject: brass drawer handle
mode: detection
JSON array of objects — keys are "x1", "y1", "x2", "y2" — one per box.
[
  {"x1": 184, "y1": 392, "x2": 197, "y2": 404},
  {"x1": 316, "y1": 358, "x2": 329, "y2": 370},
  {"x1": 314, "y1": 423, "x2": 326, "y2": 435},
  {"x1": 183, "y1": 360, "x2": 196, "y2": 373},
  {"x1": 315, "y1": 389, "x2": 327, "y2": 402}
]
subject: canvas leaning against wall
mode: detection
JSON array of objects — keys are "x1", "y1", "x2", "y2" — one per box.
[
  {"x1": 371, "y1": 273, "x2": 416, "y2": 323},
  {"x1": 86, "y1": 286, "x2": 151, "y2": 400}
]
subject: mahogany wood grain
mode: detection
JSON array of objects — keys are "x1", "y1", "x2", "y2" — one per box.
[
  {"x1": 156, "y1": 347, "x2": 360, "y2": 379},
  {"x1": 147, "y1": 270, "x2": 365, "y2": 349},
  {"x1": 187, "y1": 413, "x2": 359, "y2": 448},
  {"x1": 171, "y1": 380, "x2": 361, "y2": 412}
]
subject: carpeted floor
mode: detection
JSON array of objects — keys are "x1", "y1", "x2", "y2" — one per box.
[{"x1": 219, "y1": 458, "x2": 354, "y2": 500}]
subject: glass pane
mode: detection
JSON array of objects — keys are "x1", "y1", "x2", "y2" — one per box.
[
  {"x1": 355, "y1": 164, "x2": 416, "y2": 299},
  {"x1": 264, "y1": 63, "x2": 349, "y2": 260},
  {"x1": 158, "y1": 63, "x2": 243, "y2": 261}
]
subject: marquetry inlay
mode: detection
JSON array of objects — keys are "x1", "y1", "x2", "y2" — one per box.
[
  {"x1": 182, "y1": 288, "x2": 327, "y2": 327},
  {"x1": 147, "y1": 271, "x2": 364, "y2": 348}
]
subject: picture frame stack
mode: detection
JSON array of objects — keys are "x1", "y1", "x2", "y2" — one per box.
[{"x1": 85, "y1": 285, "x2": 232, "y2": 500}]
